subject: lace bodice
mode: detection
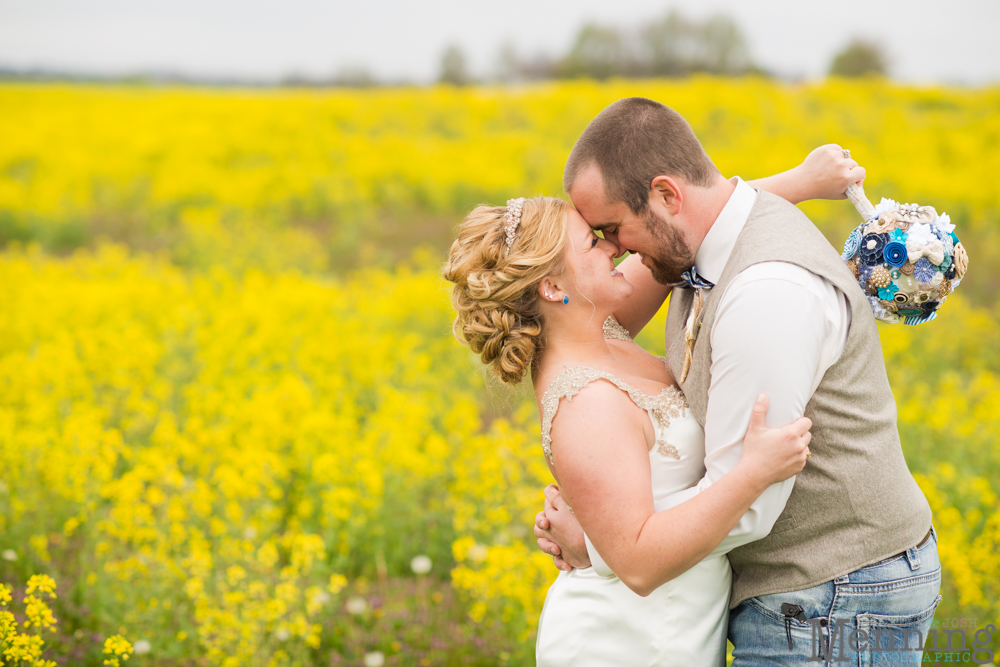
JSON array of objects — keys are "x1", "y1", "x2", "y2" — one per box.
[{"x1": 540, "y1": 317, "x2": 687, "y2": 465}]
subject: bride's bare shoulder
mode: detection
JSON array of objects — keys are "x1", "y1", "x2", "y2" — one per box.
[
  {"x1": 542, "y1": 369, "x2": 643, "y2": 428},
  {"x1": 544, "y1": 377, "x2": 648, "y2": 469}
]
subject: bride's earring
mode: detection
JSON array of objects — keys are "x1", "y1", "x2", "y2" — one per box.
[{"x1": 542, "y1": 289, "x2": 565, "y2": 303}]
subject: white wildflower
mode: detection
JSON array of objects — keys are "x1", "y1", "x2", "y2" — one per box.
[
  {"x1": 410, "y1": 555, "x2": 432, "y2": 575},
  {"x1": 469, "y1": 544, "x2": 489, "y2": 562},
  {"x1": 345, "y1": 596, "x2": 368, "y2": 615}
]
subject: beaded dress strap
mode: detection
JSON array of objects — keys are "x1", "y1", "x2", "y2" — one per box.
[{"x1": 540, "y1": 366, "x2": 686, "y2": 466}]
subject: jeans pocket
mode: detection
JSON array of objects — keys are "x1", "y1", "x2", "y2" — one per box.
[
  {"x1": 746, "y1": 584, "x2": 828, "y2": 628},
  {"x1": 738, "y1": 595, "x2": 828, "y2": 665},
  {"x1": 855, "y1": 594, "x2": 942, "y2": 667}
]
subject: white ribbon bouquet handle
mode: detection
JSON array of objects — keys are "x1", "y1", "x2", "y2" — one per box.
[{"x1": 845, "y1": 182, "x2": 876, "y2": 222}]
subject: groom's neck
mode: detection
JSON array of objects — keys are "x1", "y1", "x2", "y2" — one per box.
[{"x1": 682, "y1": 173, "x2": 736, "y2": 253}]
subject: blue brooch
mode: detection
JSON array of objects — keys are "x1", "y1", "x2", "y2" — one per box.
[
  {"x1": 883, "y1": 242, "x2": 908, "y2": 268},
  {"x1": 842, "y1": 226, "x2": 863, "y2": 260},
  {"x1": 913, "y1": 257, "x2": 936, "y2": 283},
  {"x1": 859, "y1": 233, "x2": 889, "y2": 267}
]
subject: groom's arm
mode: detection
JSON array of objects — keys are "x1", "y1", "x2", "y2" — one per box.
[{"x1": 658, "y1": 262, "x2": 850, "y2": 558}]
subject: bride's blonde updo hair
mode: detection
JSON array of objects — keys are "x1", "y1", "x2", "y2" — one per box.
[{"x1": 443, "y1": 197, "x2": 570, "y2": 385}]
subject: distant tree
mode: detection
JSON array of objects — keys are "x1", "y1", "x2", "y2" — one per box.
[
  {"x1": 492, "y1": 43, "x2": 559, "y2": 82},
  {"x1": 558, "y1": 24, "x2": 631, "y2": 80},
  {"x1": 488, "y1": 10, "x2": 756, "y2": 82},
  {"x1": 553, "y1": 11, "x2": 755, "y2": 80},
  {"x1": 698, "y1": 15, "x2": 752, "y2": 74},
  {"x1": 439, "y1": 45, "x2": 471, "y2": 85},
  {"x1": 829, "y1": 39, "x2": 888, "y2": 77},
  {"x1": 641, "y1": 11, "x2": 697, "y2": 76},
  {"x1": 495, "y1": 43, "x2": 521, "y2": 82},
  {"x1": 641, "y1": 11, "x2": 752, "y2": 76}
]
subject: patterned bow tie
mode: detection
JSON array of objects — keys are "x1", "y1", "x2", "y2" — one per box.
[{"x1": 675, "y1": 266, "x2": 715, "y2": 291}]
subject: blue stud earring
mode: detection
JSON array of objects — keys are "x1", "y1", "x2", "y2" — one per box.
[{"x1": 563, "y1": 296, "x2": 569, "y2": 305}]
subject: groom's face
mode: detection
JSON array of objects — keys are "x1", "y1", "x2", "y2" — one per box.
[{"x1": 568, "y1": 163, "x2": 695, "y2": 285}]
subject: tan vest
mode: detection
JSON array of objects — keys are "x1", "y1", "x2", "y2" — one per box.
[{"x1": 664, "y1": 189, "x2": 932, "y2": 608}]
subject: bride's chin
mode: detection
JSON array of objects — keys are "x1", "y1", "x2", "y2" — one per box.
[{"x1": 607, "y1": 284, "x2": 634, "y2": 308}]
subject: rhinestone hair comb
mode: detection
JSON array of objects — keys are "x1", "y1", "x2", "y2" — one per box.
[{"x1": 503, "y1": 197, "x2": 526, "y2": 255}]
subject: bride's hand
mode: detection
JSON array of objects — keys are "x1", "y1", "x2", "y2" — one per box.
[
  {"x1": 737, "y1": 394, "x2": 812, "y2": 488},
  {"x1": 794, "y1": 144, "x2": 866, "y2": 201},
  {"x1": 534, "y1": 485, "x2": 591, "y2": 571}
]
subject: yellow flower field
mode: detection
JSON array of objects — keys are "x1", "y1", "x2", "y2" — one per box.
[
  {"x1": 0, "y1": 80, "x2": 998, "y2": 665},
  {"x1": 1, "y1": 80, "x2": 998, "y2": 287}
]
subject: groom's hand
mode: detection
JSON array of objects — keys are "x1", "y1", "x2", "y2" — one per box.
[{"x1": 533, "y1": 485, "x2": 591, "y2": 571}]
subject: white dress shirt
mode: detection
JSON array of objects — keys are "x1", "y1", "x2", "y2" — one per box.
[{"x1": 585, "y1": 176, "x2": 852, "y2": 575}]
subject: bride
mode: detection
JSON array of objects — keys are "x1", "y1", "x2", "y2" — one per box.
[{"x1": 442, "y1": 151, "x2": 854, "y2": 665}]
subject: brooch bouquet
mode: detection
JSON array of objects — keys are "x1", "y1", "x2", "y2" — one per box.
[{"x1": 842, "y1": 184, "x2": 968, "y2": 325}]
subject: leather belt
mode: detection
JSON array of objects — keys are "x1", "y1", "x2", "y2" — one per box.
[{"x1": 893, "y1": 527, "x2": 932, "y2": 559}]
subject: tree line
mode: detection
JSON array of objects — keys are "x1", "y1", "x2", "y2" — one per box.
[
  {"x1": 0, "y1": 10, "x2": 887, "y2": 88},
  {"x1": 439, "y1": 11, "x2": 887, "y2": 85}
]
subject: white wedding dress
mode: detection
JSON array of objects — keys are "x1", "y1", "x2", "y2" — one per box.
[{"x1": 534, "y1": 317, "x2": 730, "y2": 667}]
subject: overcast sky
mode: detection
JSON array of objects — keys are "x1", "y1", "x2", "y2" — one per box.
[{"x1": 2, "y1": 0, "x2": 998, "y2": 84}]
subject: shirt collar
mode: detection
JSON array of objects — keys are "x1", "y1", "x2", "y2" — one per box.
[{"x1": 693, "y1": 176, "x2": 758, "y2": 285}]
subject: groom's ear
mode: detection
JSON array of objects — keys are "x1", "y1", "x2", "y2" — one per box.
[{"x1": 649, "y1": 175, "x2": 683, "y2": 215}]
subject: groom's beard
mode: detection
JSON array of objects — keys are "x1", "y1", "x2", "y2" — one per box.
[{"x1": 640, "y1": 207, "x2": 696, "y2": 285}]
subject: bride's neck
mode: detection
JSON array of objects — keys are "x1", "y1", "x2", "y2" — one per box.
[{"x1": 538, "y1": 317, "x2": 615, "y2": 370}]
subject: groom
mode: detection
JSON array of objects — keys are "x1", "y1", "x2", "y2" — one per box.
[{"x1": 533, "y1": 98, "x2": 940, "y2": 664}]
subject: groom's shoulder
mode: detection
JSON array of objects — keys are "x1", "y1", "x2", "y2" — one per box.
[
  {"x1": 738, "y1": 190, "x2": 856, "y2": 284},
  {"x1": 752, "y1": 188, "x2": 814, "y2": 222},
  {"x1": 749, "y1": 189, "x2": 831, "y2": 241}
]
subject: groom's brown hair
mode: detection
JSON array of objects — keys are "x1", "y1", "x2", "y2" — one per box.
[{"x1": 564, "y1": 97, "x2": 718, "y2": 214}]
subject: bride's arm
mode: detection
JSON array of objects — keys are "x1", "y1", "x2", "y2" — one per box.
[
  {"x1": 746, "y1": 144, "x2": 866, "y2": 205},
  {"x1": 547, "y1": 390, "x2": 809, "y2": 597},
  {"x1": 611, "y1": 144, "x2": 866, "y2": 337}
]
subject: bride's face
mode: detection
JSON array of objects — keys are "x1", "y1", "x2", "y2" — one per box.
[{"x1": 553, "y1": 208, "x2": 634, "y2": 309}]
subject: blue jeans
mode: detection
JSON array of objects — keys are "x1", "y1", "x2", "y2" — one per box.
[{"x1": 729, "y1": 525, "x2": 941, "y2": 666}]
